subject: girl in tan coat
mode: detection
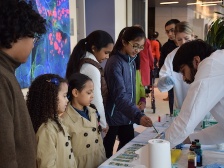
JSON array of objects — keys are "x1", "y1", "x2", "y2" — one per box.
[
  {"x1": 62, "y1": 73, "x2": 106, "y2": 168},
  {"x1": 27, "y1": 74, "x2": 77, "y2": 168}
]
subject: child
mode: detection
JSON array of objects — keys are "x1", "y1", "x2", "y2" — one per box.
[
  {"x1": 62, "y1": 73, "x2": 106, "y2": 168},
  {"x1": 66, "y1": 30, "x2": 114, "y2": 135},
  {"x1": 103, "y1": 26, "x2": 153, "y2": 158},
  {"x1": 0, "y1": 1, "x2": 46, "y2": 167},
  {"x1": 26, "y1": 74, "x2": 77, "y2": 168}
]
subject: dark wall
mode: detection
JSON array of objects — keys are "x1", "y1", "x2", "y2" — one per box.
[
  {"x1": 85, "y1": 0, "x2": 115, "y2": 40},
  {"x1": 132, "y1": 0, "x2": 145, "y2": 29}
]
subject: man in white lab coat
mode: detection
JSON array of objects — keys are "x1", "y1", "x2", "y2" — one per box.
[{"x1": 165, "y1": 39, "x2": 224, "y2": 148}]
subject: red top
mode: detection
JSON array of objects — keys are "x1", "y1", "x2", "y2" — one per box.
[
  {"x1": 150, "y1": 39, "x2": 160, "y2": 61},
  {"x1": 139, "y1": 39, "x2": 154, "y2": 86}
]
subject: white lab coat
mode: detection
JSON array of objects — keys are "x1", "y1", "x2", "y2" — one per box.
[
  {"x1": 165, "y1": 50, "x2": 224, "y2": 148},
  {"x1": 158, "y1": 47, "x2": 190, "y2": 109}
]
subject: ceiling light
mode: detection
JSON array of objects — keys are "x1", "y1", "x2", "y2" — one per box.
[
  {"x1": 187, "y1": 2, "x2": 202, "y2": 5},
  {"x1": 202, "y1": 1, "x2": 222, "y2": 4},
  {"x1": 160, "y1": 1, "x2": 179, "y2": 5},
  {"x1": 201, "y1": 4, "x2": 217, "y2": 6},
  {"x1": 187, "y1": 1, "x2": 222, "y2": 5}
]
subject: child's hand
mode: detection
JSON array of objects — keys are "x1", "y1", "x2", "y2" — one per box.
[
  {"x1": 140, "y1": 115, "x2": 152, "y2": 127},
  {"x1": 102, "y1": 125, "x2": 109, "y2": 134},
  {"x1": 138, "y1": 101, "x2": 146, "y2": 111}
]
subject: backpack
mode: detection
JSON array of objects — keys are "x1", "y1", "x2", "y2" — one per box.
[{"x1": 79, "y1": 58, "x2": 108, "y2": 107}]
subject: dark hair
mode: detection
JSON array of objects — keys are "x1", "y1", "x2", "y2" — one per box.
[
  {"x1": 111, "y1": 26, "x2": 146, "y2": 55},
  {"x1": 66, "y1": 30, "x2": 114, "y2": 79},
  {"x1": 67, "y1": 73, "x2": 92, "y2": 101},
  {"x1": 0, "y1": 1, "x2": 46, "y2": 49},
  {"x1": 149, "y1": 30, "x2": 159, "y2": 40},
  {"x1": 165, "y1": 19, "x2": 180, "y2": 27},
  {"x1": 173, "y1": 39, "x2": 216, "y2": 72},
  {"x1": 26, "y1": 74, "x2": 67, "y2": 134}
]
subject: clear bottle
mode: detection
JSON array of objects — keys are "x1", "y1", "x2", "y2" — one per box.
[{"x1": 188, "y1": 148, "x2": 196, "y2": 168}]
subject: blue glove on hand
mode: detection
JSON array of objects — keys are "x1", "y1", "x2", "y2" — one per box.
[{"x1": 164, "y1": 76, "x2": 175, "y2": 85}]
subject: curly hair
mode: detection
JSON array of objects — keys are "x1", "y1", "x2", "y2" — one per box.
[
  {"x1": 0, "y1": 1, "x2": 46, "y2": 49},
  {"x1": 26, "y1": 74, "x2": 67, "y2": 133}
]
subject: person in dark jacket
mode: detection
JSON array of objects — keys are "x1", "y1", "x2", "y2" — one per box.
[
  {"x1": 103, "y1": 26, "x2": 153, "y2": 158},
  {"x1": 159, "y1": 19, "x2": 180, "y2": 115},
  {"x1": 0, "y1": 1, "x2": 46, "y2": 167}
]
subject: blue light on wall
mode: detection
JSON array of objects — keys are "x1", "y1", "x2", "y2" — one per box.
[{"x1": 16, "y1": 0, "x2": 70, "y2": 88}]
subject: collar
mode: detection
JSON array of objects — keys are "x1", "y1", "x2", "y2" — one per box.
[
  {"x1": 65, "y1": 103, "x2": 95, "y2": 123},
  {"x1": 116, "y1": 51, "x2": 137, "y2": 63},
  {"x1": 0, "y1": 50, "x2": 21, "y2": 73},
  {"x1": 85, "y1": 51, "x2": 99, "y2": 63}
]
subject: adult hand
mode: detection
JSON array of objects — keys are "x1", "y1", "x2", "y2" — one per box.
[
  {"x1": 140, "y1": 115, "x2": 152, "y2": 127},
  {"x1": 165, "y1": 76, "x2": 175, "y2": 85}
]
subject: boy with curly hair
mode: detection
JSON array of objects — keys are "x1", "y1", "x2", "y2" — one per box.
[{"x1": 0, "y1": 1, "x2": 46, "y2": 167}]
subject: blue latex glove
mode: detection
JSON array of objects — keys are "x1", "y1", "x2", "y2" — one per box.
[
  {"x1": 157, "y1": 76, "x2": 175, "y2": 92},
  {"x1": 164, "y1": 76, "x2": 175, "y2": 85},
  {"x1": 175, "y1": 143, "x2": 184, "y2": 149},
  {"x1": 204, "y1": 163, "x2": 224, "y2": 168}
]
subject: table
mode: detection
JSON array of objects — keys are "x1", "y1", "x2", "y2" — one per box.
[{"x1": 99, "y1": 115, "x2": 224, "y2": 168}]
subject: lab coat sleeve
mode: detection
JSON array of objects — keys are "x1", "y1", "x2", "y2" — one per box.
[
  {"x1": 157, "y1": 48, "x2": 178, "y2": 92},
  {"x1": 36, "y1": 126, "x2": 57, "y2": 168},
  {"x1": 165, "y1": 57, "x2": 224, "y2": 148},
  {"x1": 81, "y1": 64, "x2": 107, "y2": 128},
  {"x1": 189, "y1": 123, "x2": 224, "y2": 145}
]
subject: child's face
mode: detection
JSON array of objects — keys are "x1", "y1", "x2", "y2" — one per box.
[
  {"x1": 77, "y1": 80, "x2": 94, "y2": 107},
  {"x1": 123, "y1": 38, "x2": 145, "y2": 57},
  {"x1": 57, "y1": 82, "x2": 69, "y2": 115},
  {"x1": 93, "y1": 43, "x2": 114, "y2": 63}
]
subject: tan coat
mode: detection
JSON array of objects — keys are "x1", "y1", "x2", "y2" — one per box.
[
  {"x1": 36, "y1": 119, "x2": 77, "y2": 168},
  {"x1": 62, "y1": 104, "x2": 106, "y2": 168}
]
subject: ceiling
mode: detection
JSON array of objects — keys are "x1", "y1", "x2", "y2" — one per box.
[
  {"x1": 148, "y1": 0, "x2": 223, "y2": 7},
  {"x1": 148, "y1": 0, "x2": 224, "y2": 18}
]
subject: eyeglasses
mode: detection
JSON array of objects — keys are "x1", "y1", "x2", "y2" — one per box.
[
  {"x1": 33, "y1": 33, "x2": 40, "y2": 44},
  {"x1": 46, "y1": 78, "x2": 60, "y2": 86},
  {"x1": 128, "y1": 41, "x2": 144, "y2": 51}
]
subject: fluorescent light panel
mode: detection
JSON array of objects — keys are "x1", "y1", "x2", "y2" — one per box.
[
  {"x1": 187, "y1": 1, "x2": 222, "y2": 5},
  {"x1": 201, "y1": 3, "x2": 217, "y2": 6},
  {"x1": 202, "y1": 1, "x2": 222, "y2": 3},
  {"x1": 160, "y1": 1, "x2": 179, "y2": 5}
]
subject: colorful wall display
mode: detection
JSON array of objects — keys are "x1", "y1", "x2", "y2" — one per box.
[{"x1": 16, "y1": 0, "x2": 70, "y2": 88}]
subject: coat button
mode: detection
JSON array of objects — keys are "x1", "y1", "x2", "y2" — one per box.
[
  {"x1": 68, "y1": 136, "x2": 71, "y2": 140},
  {"x1": 92, "y1": 127, "x2": 96, "y2": 132},
  {"x1": 95, "y1": 139, "x2": 98, "y2": 143},
  {"x1": 84, "y1": 133, "x2": 88, "y2": 137},
  {"x1": 65, "y1": 142, "x2": 69, "y2": 146},
  {"x1": 86, "y1": 144, "x2": 90, "y2": 148},
  {"x1": 71, "y1": 148, "x2": 73, "y2": 153},
  {"x1": 69, "y1": 155, "x2": 71, "y2": 159}
]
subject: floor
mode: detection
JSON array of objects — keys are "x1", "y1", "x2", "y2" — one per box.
[{"x1": 113, "y1": 78, "x2": 170, "y2": 154}]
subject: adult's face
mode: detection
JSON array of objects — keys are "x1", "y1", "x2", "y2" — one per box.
[
  {"x1": 165, "y1": 24, "x2": 176, "y2": 40},
  {"x1": 180, "y1": 64, "x2": 197, "y2": 84}
]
